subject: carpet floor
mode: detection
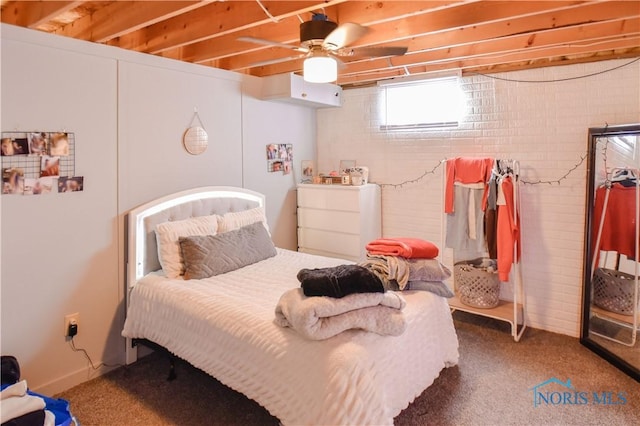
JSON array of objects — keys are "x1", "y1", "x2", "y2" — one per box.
[{"x1": 55, "y1": 311, "x2": 640, "y2": 425}]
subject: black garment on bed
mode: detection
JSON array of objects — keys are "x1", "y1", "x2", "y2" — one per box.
[{"x1": 297, "y1": 264, "x2": 384, "y2": 298}]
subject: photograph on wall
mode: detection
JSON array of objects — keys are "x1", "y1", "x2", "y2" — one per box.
[
  {"x1": 25, "y1": 177, "x2": 54, "y2": 195},
  {"x1": 283, "y1": 161, "x2": 292, "y2": 175},
  {"x1": 1, "y1": 137, "x2": 29, "y2": 156},
  {"x1": 282, "y1": 144, "x2": 293, "y2": 161},
  {"x1": 266, "y1": 143, "x2": 293, "y2": 173},
  {"x1": 339, "y1": 160, "x2": 356, "y2": 174},
  {"x1": 28, "y1": 132, "x2": 49, "y2": 155},
  {"x1": 40, "y1": 156, "x2": 60, "y2": 177},
  {"x1": 2, "y1": 168, "x2": 24, "y2": 194},
  {"x1": 50, "y1": 132, "x2": 70, "y2": 156},
  {"x1": 269, "y1": 160, "x2": 284, "y2": 172},
  {"x1": 23, "y1": 178, "x2": 38, "y2": 195},
  {"x1": 58, "y1": 176, "x2": 84, "y2": 193},
  {"x1": 301, "y1": 160, "x2": 315, "y2": 183},
  {"x1": 266, "y1": 144, "x2": 279, "y2": 160}
]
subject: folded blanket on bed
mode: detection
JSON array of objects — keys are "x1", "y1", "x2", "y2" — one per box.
[
  {"x1": 360, "y1": 255, "x2": 452, "y2": 291},
  {"x1": 297, "y1": 264, "x2": 384, "y2": 298},
  {"x1": 365, "y1": 237, "x2": 439, "y2": 259},
  {"x1": 274, "y1": 288, "x2": 407, "y2": 340}
]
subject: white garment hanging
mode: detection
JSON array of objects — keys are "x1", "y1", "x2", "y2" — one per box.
[{"x1": 455, "y1": 181, "x2": 484, "y2": 240}]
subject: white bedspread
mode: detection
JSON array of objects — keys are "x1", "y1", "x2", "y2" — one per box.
[{"x1": 122, "y1": 248, "x2": 459, "y2": 425}]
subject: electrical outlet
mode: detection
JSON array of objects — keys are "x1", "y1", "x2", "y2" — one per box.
[{"x1": 64, "y1": 312, "x2": 80, "y2": 337}]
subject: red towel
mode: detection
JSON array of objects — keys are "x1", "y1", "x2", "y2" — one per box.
[{"x1": 366, "y1": 238, "x2": 439, "y2": 259}]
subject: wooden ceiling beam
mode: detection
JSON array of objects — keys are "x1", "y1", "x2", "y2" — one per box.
[
  {"x1": 339, "y1": 17, "x2": 640, "y2": 76},
  {"x1": 0, "y1": 1, "x2": 83, "y2": 29},
  {"x1": 352, "y1": 0, "x2": 591, "y2": 45},
  {"x1": 398, "y1": 1, "x2": 640, "y2": 57},
  {"x1": 229, "y1": 1, "x2": 634, "y2": 76},
  {"x1": 252, "y1": 14, "x2": 639, "y2": 82},
  {"x1": 169, "y1": 1, "x2": 453, "y2": 64},
  {"x1": 337, "y1": 36, "x2": 640, "y2": 86},
  {"x1": 109, "y1": 1, "x2": 350, "y2": 54},
  {"x1": 1, "y1": 0, "x2": 638, "y2": 86},
  {"x1": 53, "y1": 1, "x2": 210, "y2": 43},
  {"x1": 207, "y1": 0, "x2": 597, "y2": 71},
  {"x1": 462, "y1": 47, "x2": 640, "y2": 76},
  {"x1": 338, "y1": 43, "x2": 640, "y2": 87}
]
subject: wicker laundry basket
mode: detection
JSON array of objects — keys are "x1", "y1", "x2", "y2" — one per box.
[
  {"x1": 593, "y1": 267, "x2": 637, "y2": 316},
  {"x1": 455, "y1": 262, "x2": 500, "y2": 309}
]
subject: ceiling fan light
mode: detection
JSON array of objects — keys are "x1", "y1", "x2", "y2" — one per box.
[{"x1": 303, "y1": 55, "x2": 338, "y2": 83}]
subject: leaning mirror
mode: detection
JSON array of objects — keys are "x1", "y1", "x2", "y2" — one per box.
[{"x1": 581, "y1": 123, "x2": 640, "y2": 382}]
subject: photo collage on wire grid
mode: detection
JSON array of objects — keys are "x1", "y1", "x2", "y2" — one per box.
[
  {"x1": 1, "y1": 132, "x2": 83, "y2": 195},
  {"x1": 266, "y1": 143, "x2": 293, "y2": 175}
]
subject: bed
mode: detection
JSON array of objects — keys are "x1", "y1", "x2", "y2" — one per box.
[{"x1": 121, "y1": 186, "x2": 459, "y2": 425}]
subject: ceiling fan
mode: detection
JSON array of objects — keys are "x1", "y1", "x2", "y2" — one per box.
[{"x1": 238, "y1": 13, "x2": 408, "y2": 83}]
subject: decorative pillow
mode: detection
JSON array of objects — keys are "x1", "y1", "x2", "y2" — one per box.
[
  {"x1": 407, "y1": 258, "x2": 452, "y2": 282},
  {"x1": 405, "y1": 281, "x2": 455, "y2": 298},
  {"x1": 180, "y1": 221, "x2": 277, "y2": 280},
  {"x1": 218, "y1": 206, "x2": 269, "y2": 234},
  {"x1": 155, "y1": 215, "x2": 220, "y2": 279}
]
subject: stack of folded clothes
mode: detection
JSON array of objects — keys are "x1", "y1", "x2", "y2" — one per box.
[
  {"x1": 274, "y1": 264, "x2": 407, "y2": 340},
  {"x1": 360, "y1": 237, "x2": 454, "y2": 298},
  {"x1": 1, "y1": 355, "x2": 74, "y2": 426}
]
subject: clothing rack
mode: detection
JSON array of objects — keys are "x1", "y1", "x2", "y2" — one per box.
[
  {"x1": 590, "y1": 167, "x2": 639, "y2": 347},
  {"x1": 442, "y1": 157, "x2": 527, "y2": 342}
]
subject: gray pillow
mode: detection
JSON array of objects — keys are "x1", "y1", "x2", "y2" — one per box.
[
  {"x1": 405, "y1": 280, "x2": 455, "y2": 298},
  {"x1": 407, "y1": 258, "x2": 452, "y2": 282},
  {"x1": 179, "y1": 221, "x2": 276, "y2": 280}
]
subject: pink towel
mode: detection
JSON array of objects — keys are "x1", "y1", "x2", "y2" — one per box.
[{"x1": 366, "y1": 238, "x2": 439, "y2": 259}]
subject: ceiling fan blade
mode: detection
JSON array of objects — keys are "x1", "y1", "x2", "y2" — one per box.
[
  {"x1": 345, "y1": 46, "x2": 408, "y2": 58},
  {"x1": 322, "y1": 23, "x2": 369, "y2": 50},
  {"x1": 238, "y1": 36, "x2": 308, "y2": 53}
]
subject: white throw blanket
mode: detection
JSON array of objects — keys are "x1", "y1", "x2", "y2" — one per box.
[{"x1": 274, "y1": 288, "x2": 407, "y2": 340}]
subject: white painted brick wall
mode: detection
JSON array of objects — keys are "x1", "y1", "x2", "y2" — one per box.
[{"x1": 317, "y1": 59, "x2": 640, "y2": 337}]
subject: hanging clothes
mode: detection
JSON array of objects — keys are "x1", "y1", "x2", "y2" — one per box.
[
  {"x1": 444, "y1": 157, "x2": 495, "y2": 258},
  {"x1": 497, "y1": 175, "x2": 521, "y2": 281},
  {"x1": 484, "y1": 163, "x2": 499, "y2": 259},
  {"x1": 444, "y1": 157, "x2": 495, "y2": 214},
  {"x1": 592, "y1": 181, "x2": 639, "y2": 263},
  {"x1": 445, "y1": 183, "x2": 487, "y2": 255}
]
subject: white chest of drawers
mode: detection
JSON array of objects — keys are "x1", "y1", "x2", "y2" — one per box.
[{"x1": 297, "y1": 184, "x2": 381, "y2": 262}]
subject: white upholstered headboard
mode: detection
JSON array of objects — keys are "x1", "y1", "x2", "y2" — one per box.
[{"x1": 126, "y1": 186, "x2": 265, "y2": 289}]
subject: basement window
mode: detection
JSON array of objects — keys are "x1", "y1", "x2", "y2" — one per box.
[{"x1": 379, "y1": 76, "x2": 465, "y2": 131}]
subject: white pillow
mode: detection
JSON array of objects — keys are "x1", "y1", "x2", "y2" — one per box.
[
  {"x1": 155, "y1": 215, "x2": 220, "y2": 278},
  {"x1": 217, "y1": 206, "x2": 270, "y2": 234}
]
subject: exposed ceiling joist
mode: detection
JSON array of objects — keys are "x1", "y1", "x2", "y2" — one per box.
[{"x1": 1, "y1": 0, "x2": 638, "y2": 87}]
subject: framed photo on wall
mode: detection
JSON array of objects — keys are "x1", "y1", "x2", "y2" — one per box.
[
  {"x1": 339, "y1": 160, "x2": 356, "y2": 174},
  {"x1": 301, "y1": 160, "x2": 315, "y2": 183}
]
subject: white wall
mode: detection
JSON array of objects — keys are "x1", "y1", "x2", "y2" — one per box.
[
  {"x1": 0, "y1": 24, "x2": 320, "y2": 395},
  {"x1": 1, "y1": 27, "x2": 120, "y2": 394},
  {"x1": 241, "y1": 85, "x2": 318, "y2": 249},
  {"x1": 317, "y1": 59, "x2": 640, "y2": 337}
]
